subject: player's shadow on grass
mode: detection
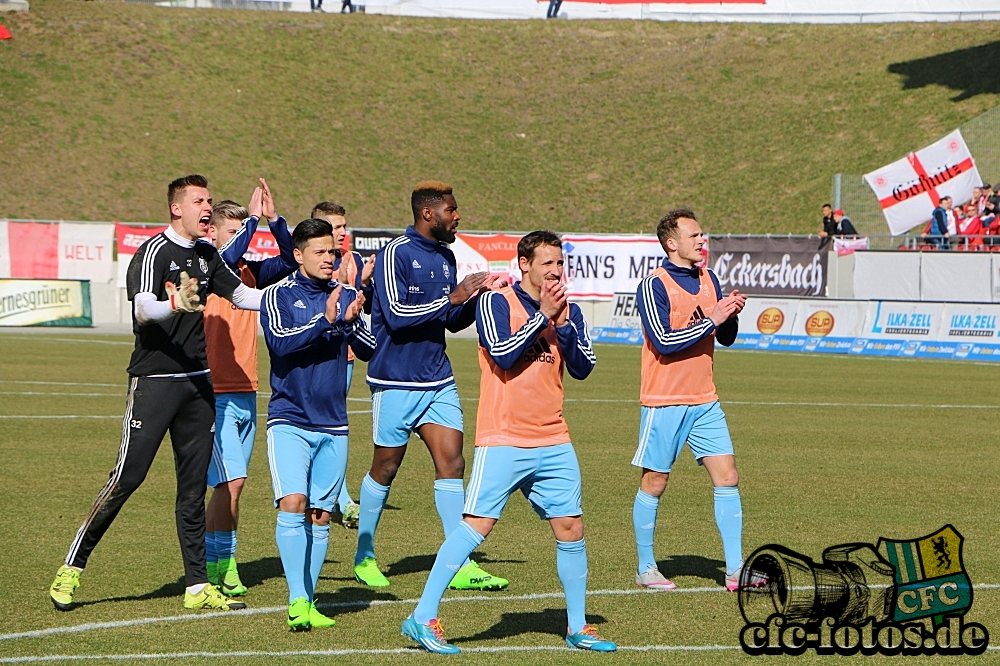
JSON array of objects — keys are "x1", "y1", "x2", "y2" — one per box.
[
  {"x1": 75, "y1": 579, "x2": 188, "y2": 607},
  {"x1": 888, "y1": 40, "x2": 1000, "y2": 101},
  {"x1": 657, "y1": 554, "x2": 726, "y2": 586},
  {"x1": 314, "y1": 586, "x2": 399, "y2": 615},
  {"x1": 75, "y1": 556, "x2": 289, "y2": 607},
  {"x1": 383, "y1": 552, "x2": 527, "y2": 577},
  {"x1": 452, "y1": 608, "x2": 608, "y2": 644}
]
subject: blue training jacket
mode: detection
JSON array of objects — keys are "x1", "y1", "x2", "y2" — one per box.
[
  {"x1": 476, "y1": 282, "x2": 596, "y2": 380},
  {"x1": 366, "y1": 226, "x2": 478, "y2": 390},
  {"x1": 261, "y1": 271, "x2": 377, "y2": 433},
  {"x1": 636, "y1": 259, "x2": 738, "y2": 356},
  {"x1": 219, "y1": 215, "x2": 297, "y2": 287}
]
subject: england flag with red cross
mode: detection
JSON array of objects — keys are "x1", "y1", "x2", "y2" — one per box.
[{"x1": 864, "y1": 129, "x2": 982, "y2": 236}]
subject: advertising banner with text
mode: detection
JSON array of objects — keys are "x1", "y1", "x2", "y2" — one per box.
[
  {"x1": 0, "y1": 279, "x2": 92, "y2": 327},
  {"x1": 0, "y1": 221, "x2": 113, "y2": 283},
  {"x1": 710, "y1": 237, "x2": 827, "y2": 297}
]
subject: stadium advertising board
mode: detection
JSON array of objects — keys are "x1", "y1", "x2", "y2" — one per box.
[
  {"x1": 728, "y1": 297, "x2": 798, "y2": 350},
  {"x1": 599, "y1": 295, "x2": 1000, "y2": 362},
  {"x1": 0, "y1": 278, "x2": 92, "y2": 327},
  {"x1": 865, "y1": 130, "x2": 982, "y2": 236},
  {"x1": 351, "y1": 229, "x2": 401, "y2": 258},
  {"x1": 560, "y1": 234, "x2": 664, "y2": 299},
  {"x1": 452, "y1": 233, "x2": 523, "y2": 285},
  {"x1": 590, "y1": 291, "x2": 646, "y2": 345},
  {"x1": 709, "y1": 237, "x2": 828, "y2": 297},
  {"x1": 0, "y1": 221, "x2": 113, "y2": 283}
]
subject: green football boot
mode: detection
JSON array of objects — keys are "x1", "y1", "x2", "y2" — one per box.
[
  {"x1": 183, "y1": 585, "x2": 247, "y2": 611},
  {"x1": 287, "y1": 597, "x2": 312, "y2": 631},
  {"x1": 308, "y1": 601, "x2": 336, "y2": 628},
  {"x1": 353, "y1": 557, "x2": 390, "y2": 587},
  {"x1": 448, "y1": 561, "x2": 508, "y2": 591},
  {"x1": 49, "y1": 565, "x2": 81, "y2": 611},
  {"x1": 217, "y1": 558, "x2": 247, "y2": 596}
]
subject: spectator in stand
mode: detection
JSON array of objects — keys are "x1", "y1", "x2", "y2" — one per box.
[
  {"x1": 973, "y1": 186, "x2": 989, "y2": 216},
  {"x1": 925, "y1": 196, "x2": 952, "y2": 249},
  {"x1": 817, "y1": 204, "x2": 837, "y2": 238},
  {"x1": 832, "y1": 209, "x2": 858, "y2": 237}
]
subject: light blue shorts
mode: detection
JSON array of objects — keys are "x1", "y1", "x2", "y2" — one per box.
[
  {"x1": 371, "y1": 384, "x2": 463, "y2": 447},
  {"x1": 266, "y1": 424, "x2": 347, "y2": 512},
  {"x1": 207, "y1": 392, "x2": 257, "y2": 487},
  {"x1": 464, "y1": 443, "x2": 583, "y2": 520},
  {"x1": 632, "y1": 401, "x2": 734, "y2": 473},
  {"x1": 346, "y1": 360, "x2": 354, "y2": 393}
]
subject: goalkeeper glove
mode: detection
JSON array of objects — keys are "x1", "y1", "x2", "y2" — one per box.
[{"x1": 165, "y1": 271, "x2": 203, "y2": 313}]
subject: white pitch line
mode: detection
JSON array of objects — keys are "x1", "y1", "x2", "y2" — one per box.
[
  {"x1": 0, "y1": 415, "x2": 121, "y2": 420},
  {"x1": 0, "y1": 391, "x2": 121, "y2": 397},
  {"x1": 0, "y1": 336, "x2": 133, "y2": 346},
  {"x1": 0, "y1": 381, "x2": 121, "y2": 388},
  {"x1": 5, "y1": 584, "x2": 1000, "y2": 644},
  {"x1": 0, "y1": 644, "x2": 742, "y2": 663},
  {"x1": 0, "y1": 587, "x2": 724, "y2": 643}
]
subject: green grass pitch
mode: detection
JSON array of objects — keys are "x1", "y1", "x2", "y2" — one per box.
[{"x1": 0, "y1": 332, "x2": 997, "y2": 664}]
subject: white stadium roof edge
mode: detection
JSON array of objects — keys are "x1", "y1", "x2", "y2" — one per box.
[{"x1": 240, "y1": 0, "x2": 1000, "y2": 23}]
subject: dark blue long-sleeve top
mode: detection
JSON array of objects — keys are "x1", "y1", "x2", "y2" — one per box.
[
  {"x1": 261, "y1": 272, "x2": 376, "y2": 433},
  {"x1": 366, "y1": 226, "x2": 479, "y2": 390},
  {"x1": 476, "y1": 282, "x2": 596, "y2": 380},
  {"x1": 930, "y1": 207, "x2": 950, "y2": 236},
  {"x1": 636, "y1": 259, "x2": 738, "y2": 356},
  {"x1": 219, "y1": 215, "x2": 297, "y2": 288}
]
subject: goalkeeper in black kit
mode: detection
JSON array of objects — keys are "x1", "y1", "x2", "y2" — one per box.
[{"x1": 49, "y1": 175, "x2": 265, "y2": 612}]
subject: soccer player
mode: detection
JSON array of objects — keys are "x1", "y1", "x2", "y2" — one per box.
[
  {"x1": 401, "y1": 231, "x2": 615, "y2": 654},
  {"x1": 49, "y1": 175, "x2": 264, "y2": 612},
  {"x1": 203, "y1": 180, "x2": 297, "y2": 596},
  {"x1": 353, "y1": 181, "x2": 507, "y2": 591},
  {"x1": 309, "y1": 201, "x2": 376, "y2": 529},
  {"x1": 260, "y1": 218, "x2": 376, "y2": 630},
  {"x1": 631, "y1": 208, "x2": 747, "y2": 592}
]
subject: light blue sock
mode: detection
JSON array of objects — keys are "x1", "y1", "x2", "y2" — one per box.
[
  {"x1": 355, "y1": 473, "x2": 390, "y2": 565},
  {"x1": 337, "y1": 483, "x2": 354, "y2": 514},
  {"x1": 633, "y1": 490, "x2": 659, "y2": 575},
  {"x1": 557, "y1": 539, "x2": 589, "y2": 635},
  {"x1": 205, "y1": 531, "x2": 218, "y2": 565},
  {"x1": 435, "y1": 478, "x2": 473, "y2": 568},
  {"x1": 713, "y1": 486, "x2": 743, "y2": 575},
  {"x1": 276, "y1": 511, "x2": 309, "y2": 604},
  {"x1": 306, "y1": 523, "x2": 330, "y2": 599},
  {"x1": 216, "y1": 530, "x2": 237, "y2": 561},
  {"x1": 413, "y1": 521, "x2": 484, "y2": 625},
  {"x1": 433, "y1": 478, "x2": 465, "y2": 537}
]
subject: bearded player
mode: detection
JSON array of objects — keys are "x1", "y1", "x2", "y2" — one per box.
[
  {"x1": 631, "y1": 208, "x2": 747, "y2": 593},
  {"x1": 353, "y1": 181, "x2": 507, "y2": 591}
]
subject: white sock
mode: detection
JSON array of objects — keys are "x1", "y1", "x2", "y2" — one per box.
[{"x1": 186, "y1": 583, "x2": 208, "y2": 595}]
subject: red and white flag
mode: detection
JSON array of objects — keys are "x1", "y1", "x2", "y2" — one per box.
[{"x1": 864, "y1": 129, "x2": 981, "y2": 236}]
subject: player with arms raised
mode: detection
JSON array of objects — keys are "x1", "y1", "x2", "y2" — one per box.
[
  {"x1": 49, "y1": 175, "x2": 263, "y2": 612},
  {"x1": 203, "y1": 179, "x2": 297, "y2": 597},
  {"x1": 401, "y1": 231, "x2": 615, "y2": 654},
  {"x1": 631, "y1": 208, "x2": 747, "y2": 592},
  {"x1": 353, "y1": 181, "x2": 507, "y2": 591}
]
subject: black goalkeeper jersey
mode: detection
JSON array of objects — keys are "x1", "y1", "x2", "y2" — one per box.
[{"x1": 125, "y1": 228, "x2": 243, "y2": 377}]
